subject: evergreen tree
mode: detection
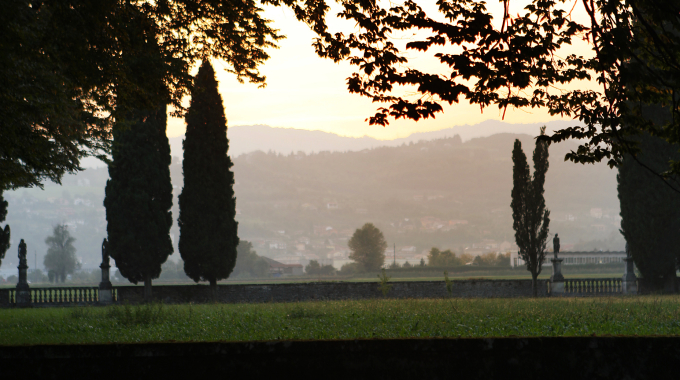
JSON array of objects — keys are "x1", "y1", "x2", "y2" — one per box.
[
  {"x1": 0, "y1": 190, "x2": 10, "y2": 267},
  {"x1": 104, "y1": 105, "x2": 173, "y2": 299},
  {"x1": 43, "y1": 224, "x2": 78, "y2": 283},
  {"x1": 511, "y1": 127, "x2": 551, "y2": 296},
  {"x1": 178, "y1": 62, "x2": 239, "y2": 290},
  {"x1": 618, "y1": 131, "x2": 680, "y2": 290},
  {"x1": 348, "y1": 223, "x2": 387, "y2": 271}
]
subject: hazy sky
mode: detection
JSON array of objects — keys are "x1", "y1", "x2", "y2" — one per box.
[{"x1": 167, "y1": 0, "x2": 596, "y2": 140}]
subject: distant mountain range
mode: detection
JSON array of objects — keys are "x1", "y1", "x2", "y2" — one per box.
[
  {"x1": 167, "y1": 119, "x2": 583, "y2": 160},
  {"x1": 80, "y1": 119, "x2": 583, "y2": 168}
]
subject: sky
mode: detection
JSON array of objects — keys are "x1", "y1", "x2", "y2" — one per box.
[{"x1": 167, "y1": 0, "x2": 596, "y2": 140}]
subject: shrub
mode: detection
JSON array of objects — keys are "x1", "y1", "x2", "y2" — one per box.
[
  {"x1": 339, "y1": 262, "x2": 361, "y2": 275},
  {"x1": 306, "y1": 260, "x2": 335, "y2": 275}
]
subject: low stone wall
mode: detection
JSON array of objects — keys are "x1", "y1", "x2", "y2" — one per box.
[
  {"x1": 1, "y1": 337, "x2": 679, "y2": 378},
  {"x1": 117, "y1": 278, "x2": 548, "y2": 304}
]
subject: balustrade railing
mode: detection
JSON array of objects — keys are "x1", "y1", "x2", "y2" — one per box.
[
  {"x1": 6, "y1": 287, "x2": 118, "y2": 306},
  {"x1": 563, "y1": 278, "x2": 622, "y2": 295}
]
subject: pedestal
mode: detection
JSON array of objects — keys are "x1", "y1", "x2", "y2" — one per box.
[
  {"x1": 550, "y1": 258, "x2": 565, "y2": 295},
  {"x1": 99, "y1": 262, "x2": 113, "y2": 305},
  {"x1": 622, "y1": 257, "x2": 637, "y2": 294},
  {"x1": 16, "y1": 263, "x2": 31, "y2": 306}
]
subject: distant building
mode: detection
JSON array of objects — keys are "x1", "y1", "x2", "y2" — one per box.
[
  {"x1": 510, "y1": 251, "x2": 626, "y2": 268},
  {"x1": 268, "y1": 242, "x2": 286, "y2": 250},
  {"x1": 261, "y1": 257, "x2": 303, "y2": 276}
]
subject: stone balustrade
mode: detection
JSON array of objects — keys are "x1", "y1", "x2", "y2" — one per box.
[
  {"x1": 563, "y1": 278, "x2": 624, "y2": 295},
  {"x1": 3, "y1": 287, "x2": 117, "y2": 306}
]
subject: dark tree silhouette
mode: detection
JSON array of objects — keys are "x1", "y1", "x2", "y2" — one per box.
[
  {"x1": 178, "y1": 61, "x2": 239, "y2": 290},
  {"x1": 348, "y1": 223, "x2": 387, "y2": 271},
  {"x1": 618, "y1": 131, "x2": 680, "y2": 291},
  {"x1": 305, "y1": 0, "x2": 680, "y2": 180},
  {"x1": 0, "y1": 190, "x2": 9, "y2": 267},
  {"x1": 104, "y1": 103, "x2": 173, "y2": 300},
  {"x1": 44, "y1": 225, "x2": 78, "y2": 283},
  {"x1": 512, "y1": 128, "x2": 550, "y2": 296},
  {"x1": 0, "y1": 0, "x2": 291, "y2": 189}
]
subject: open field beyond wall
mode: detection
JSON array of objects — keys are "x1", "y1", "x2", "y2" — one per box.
[
  {"x1": 2, "y1": 296, "x2": 680, "y2": 346},
  {"x1": 0, "y1": 264, "x2": 627, "y2": 288}
]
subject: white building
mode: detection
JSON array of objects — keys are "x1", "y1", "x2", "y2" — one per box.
[{"x1": 510, "y1": 251, "x2": 626, "y2": 268}]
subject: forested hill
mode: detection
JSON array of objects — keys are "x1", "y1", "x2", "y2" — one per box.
[
  {"x1": 231, "y1": 132, "x2": 621, "y2": 251},
  {"x1": 233, "y1": 133, "x2": 618, "y2": 220},
  {"x1": 3, "y1": 132, "x2": 622, "y2": 270}
]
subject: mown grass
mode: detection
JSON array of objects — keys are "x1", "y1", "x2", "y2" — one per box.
[{"x1": 2, "y1": 296, "x2": 680, "y2": 346}]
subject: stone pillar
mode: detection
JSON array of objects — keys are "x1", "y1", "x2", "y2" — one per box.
[
  {"x1": 622, "y1": 257, "x2": 637, "y2": 294},
  {"x1": 550, "y1": 258, "x2": 565, "y2": 295},
  {"x1": 99, "y1": 238, "x2": 113, "y2": 304},
  {"x1": 16, "y1": 239, "x2": 31, "y2": 306}
]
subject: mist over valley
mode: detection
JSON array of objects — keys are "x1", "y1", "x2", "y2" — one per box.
[{"x1": 1, "y1": 122, "x2": 623, "y2": 274}]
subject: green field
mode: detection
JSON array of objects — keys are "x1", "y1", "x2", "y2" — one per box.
[{"x1": 2, "y1": 296, "x2": 680, "y2": 346}]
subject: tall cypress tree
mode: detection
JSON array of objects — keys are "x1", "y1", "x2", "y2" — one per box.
[
  {"x1": 104, "y1": 8, "x2": 173, "y2": 300},
  {"x1": 511, "y1": 127, "x2": 551, "y2": 296},
  {"x1": 104, "y1": 105, "x2": 174, "y2": 299},
  {"x1": 178, "y1": 62, "x2": 238, "y2": 290},
  {"x1": 0, "y1": 190, "x2": 10, "y2": 267},
  {"x1": 618, "y1": 131, "x2": 680, "y2": 290}
]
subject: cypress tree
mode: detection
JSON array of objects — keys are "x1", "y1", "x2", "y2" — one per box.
[
  {"x1": 618, "y1": 131, "x2": 680, "y2": 291},
  {"x1": 0, "y1": 190, "x2": 10, "y2": 267},
  {"x1": 104, "y1": 105, "x2": 173, "y2": 299},
  {"x1": 511, "y1": 127, "x2": 551, "y2": 296},
  {"x1": 178, "y1": 62, "x2": 239, "y2": 290}
]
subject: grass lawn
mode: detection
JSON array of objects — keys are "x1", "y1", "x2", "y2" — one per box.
[{"x1": 2, "y1": 296, "x2": 680, "y2": 346}]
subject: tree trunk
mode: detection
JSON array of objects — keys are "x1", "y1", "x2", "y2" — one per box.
[
  {"x1": 144, "y1": 275, "x2": 152, "y2": 302},
  {"x1": 532, "y1": 274, "x2": 538, "y2": 297}
]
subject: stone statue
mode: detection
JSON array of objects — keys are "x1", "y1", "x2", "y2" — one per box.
[
  {"x1": 18, "y1": 239, "x2": 27, "y2": 267},
  {"x1": 625, "y1": 242, "x2": 630, "y2": 258},
  {"x1": 553, "y1": 233, "x2": 560, "y2": 258},
  {"x1": 101, "y1": 238, "x2": 109, "y2": 267}
]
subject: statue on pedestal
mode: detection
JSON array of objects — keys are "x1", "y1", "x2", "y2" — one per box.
[
  {"x1": 550, "y1": 233, "x2": 564, "y2": 291},
  {"x1": 99, "y1": 238, "x2": 113, "y2": 303},
  {"x1": 16, "y1": 239, "x2": 30, "y2": 304}
]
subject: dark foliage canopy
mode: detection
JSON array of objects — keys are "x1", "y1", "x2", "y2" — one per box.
[
  {"x1": 104, "y1": 105, "x2": 174, "y2": 285},
  {"x1": 178, "y1": 61, "x2": 239, "y2": 286},
  {"x1": 511, "y1": 128, "x2": 550, "y2": 294},
  {"x1": 618, "y1": 132, "x2": 680, "y2": 282},
  {"x1": 348, "y1": 223, "x2": 388, "y2": 271},
  {"x1": 0, "y1": 0, "x2": 286, "y2": 190},
  {"x1": 0, "y1": 191, "x2": 9, "y2": 267},
  {"x1": 302, "y1": 0, "x2": 680, "y2": 178},
  {"x1": 43, "y1": 224, "x2": 78, "y2": 283}
]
